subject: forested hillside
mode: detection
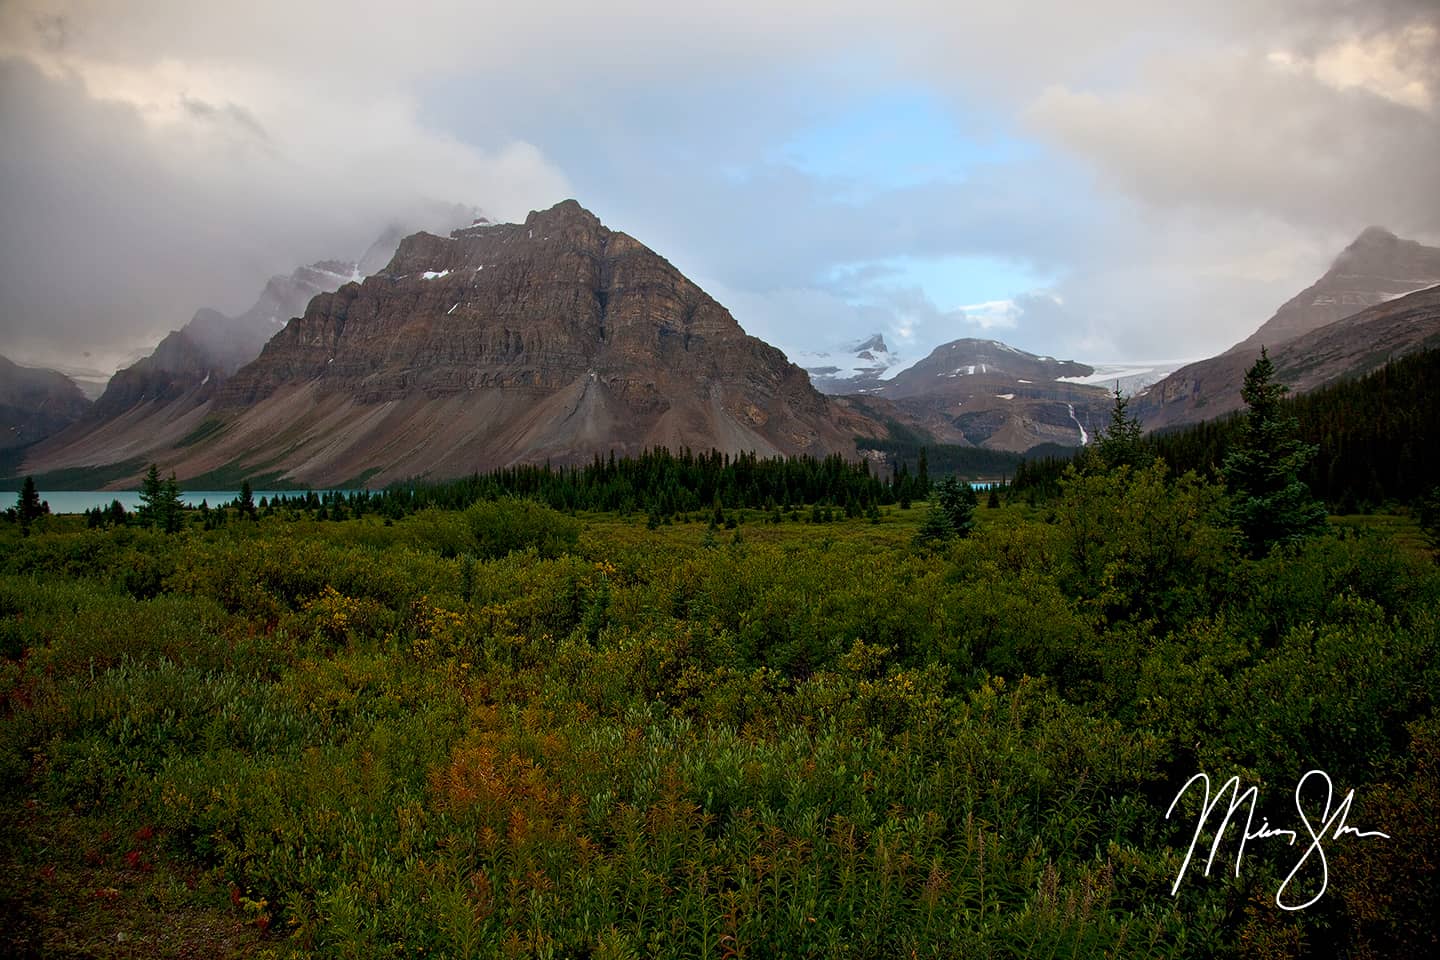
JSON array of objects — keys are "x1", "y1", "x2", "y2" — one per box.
[{"x1": 1012, "y1": 348, "x2": 1440, "y2": 509}]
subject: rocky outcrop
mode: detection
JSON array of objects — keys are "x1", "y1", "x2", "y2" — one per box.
[
  {"x1": 28, "y1": 200, "x2": 882, "y2": 486},
  {"x1": 1138, "y1": 228, "x2": 1440, "y2": 430},
  {"x1": 0, "y1": 355, "x2": 91, "y2": 450}
]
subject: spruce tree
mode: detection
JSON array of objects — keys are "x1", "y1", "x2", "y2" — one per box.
[
  {"x1": 935, "y1": 476, "x2": 978, "y2": 538},
  {"x1": 137, "y1": 464, "x2": 164, "y2": 529},
  {"x1": 161, "y1": 472, "x2": 184, "y2": 533},
  {"x1": 238, "y1": 479, "x2": 257, "y2": 520},
  {"x1": 1096, "y1": 383, "x2": 1144, "y2": 472},
  {"x1": 1222, "y1": 348, "x2": 1327, "y2": 556},
  {"x1": 16, "y1": 477, "x2": 43, "y2": 533}
]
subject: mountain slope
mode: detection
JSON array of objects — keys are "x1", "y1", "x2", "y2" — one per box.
[
  {"x1": 24, "y1": 200, "x2": 882, "y2": 486},
  {"x1": 89, "y1": 260, "x2": 370, "y2": 421},
  {"x1": 1138, "y1": 227, "x2": 1440, "y2": 431},
  {"x1": 1139, "y1": 284, "x2": 1440, "y2": 430},
  {"x1": 0, "y1": 356, "x2": 92, "y2": 450},
  {"x1": 1228, "y1": 227, "x2": 1440, "y2": 356}
]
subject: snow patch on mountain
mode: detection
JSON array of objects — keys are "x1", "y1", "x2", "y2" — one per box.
[
  {"x1": 1059, "y1": 360, "x2": 1192, "y2": 396},
  {"x1": 792, "y1": 333, "x2": 900, "y2": 393}
]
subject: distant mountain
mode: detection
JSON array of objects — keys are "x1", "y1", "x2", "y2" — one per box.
[
  {"x1": 795, "y1": 334, "x2": 901, "y2": 394},
  {"x1": 23, "y1": 201, "x2": 884, "y2": 487},
  {"x1": 90, "y1": 260, "x2": 367, "y2": 420},
  {"x1": 1138, "y1": 227, "x2": 1440, "y2": 431},
  {"x1": 0, "y1": 355, "x2": 91, "y2": 450},
  {"x1": 1228, "y1": 227, "x2": 1440, "y2": 356},
  {"x1": 860, "y1": 338, "x2": 1112, "y2": 452},
  {"x1": 1138, "y1": 284, "x2": 1440, "y2": 430}
]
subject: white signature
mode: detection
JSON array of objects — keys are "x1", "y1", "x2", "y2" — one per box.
[{"x1": 1166, "y1": 769, "x2": 1389, "y2": 910}]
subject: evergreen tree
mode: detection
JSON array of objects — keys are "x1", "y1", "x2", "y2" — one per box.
[
  {"x1": 912, "y1": 502, "x2": 956, "y2": 547},
  {"x1": 161, "y1": 473, "x2": 185, "y2": 533},
  {"x1": 987, "y1": 487, "x2": 1001, "y2": 509},
  {"x1": 137, "y1": 464, "x2": 165, "y2": 529},
  {"x1": 108, "y1": 499, "x2": 128, "y2": 527},
  {"x1": 1418, "y1": 486, "x2": 1440, "y2": 562},
  {"x1": 1222, "y1": 348, "x2": 1327, "y2": 556},
  {"x1": 16, "y1": 476, "x2": 42, "y2": 533},
  {"x1": 1095, "y1": 383, "x2": 1144, "y2": 472},
  {"x1": 238, "y1": 479, "x2": 257, "y2": 520},
  {"x1": 935, "y1": 476, "x2": 978, "y2": 538}
]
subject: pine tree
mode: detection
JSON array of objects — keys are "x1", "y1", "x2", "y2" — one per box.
[
  {"x1": 161, "y1": 472, "x2": 184, "y2": 533},
  {"x1": 16, "y1": 476, "x2": 42, "y2": 533},
  {"x1": 935, "y1": 476, "x2": 978, "y2": 538},
  {"x1": 137, "y1": 464, "x2": 165, "y2": 529},
  {"x1": 1222, "y1": 348, "x2": 1327, "y2": 556},
  {"x1": 912, "y1": 502, "x2": 956, "y2": 547},
  {"x1": 1096, "y1": 383, "x2": 1144, "y2": 472},
  {"x1": 238, "y1": 479, "x2": 257, "y2": 520}
]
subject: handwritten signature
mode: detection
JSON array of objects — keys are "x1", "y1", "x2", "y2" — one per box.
[{"x1": 1166, "y1": 769, "x2": 1389, "y2": 910}]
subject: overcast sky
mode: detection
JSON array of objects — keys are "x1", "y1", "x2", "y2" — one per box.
[{"x1": 2, "y1": 1, "x2": 1437, "y2": 377}]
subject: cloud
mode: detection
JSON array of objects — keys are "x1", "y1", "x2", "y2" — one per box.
[
  {"x1": 1, "y1": 0, "x2": 1437, "y2": 378},
  {"x1": 0, "y1": 11, "x2": 569, "y2": 371},
  {"x1": 1026, "y1": 42, "x2": 1440, "y2": 236}
]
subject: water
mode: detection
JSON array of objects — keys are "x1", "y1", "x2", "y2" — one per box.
[{"x1": 1, "y1": 490, "x2": 360, "y2": 514}]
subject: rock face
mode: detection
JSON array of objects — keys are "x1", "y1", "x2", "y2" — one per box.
[
  {"x1": 91, "y1": 261, "x2": 368, "y2": 420},
  {"x1": 1138, "y1": 228, "x2": 1440, "y2": 430},
  {"x1": 27, "y1": 200, "x2": 880, "y2": 486},
  {"x1": 854, "y1": 339, "x2": 1111, "y2": 452},
  {"x1": 0, "y1": 355, "x2": 91, "y2": 450}
]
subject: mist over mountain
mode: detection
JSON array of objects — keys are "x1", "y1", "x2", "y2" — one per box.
[
  {"x1": 1138, "y1": 227, "x2": 1440, "y2": 430},
  {"x1": 0, "y1": 355, "x2": 91, "y2": 451},
  {"x1": 22, "y1": 201, "x2": 883, "y2": 487}
]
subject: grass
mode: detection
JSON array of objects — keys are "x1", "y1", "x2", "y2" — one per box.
[
  {"x1": 175, "y1": 418, "x2": 228, "y2": 449},
  {"x1": 0, "y1": 457, "x2": 148, "y2": 491}
]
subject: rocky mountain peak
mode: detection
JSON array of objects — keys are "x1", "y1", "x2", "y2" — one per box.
[
  {"x1": 852, "y1": 334, "x2": 888, "y2": 356},
  {"x1": 1350, "y1": 225, "x2": 1398, "y2": 247},
  {"x1": 1222, "y1": 228, "x2": 1440, "y2": 357},
  {"x1": 525, "y1": 198, "x2": 605, "y2": 232}
]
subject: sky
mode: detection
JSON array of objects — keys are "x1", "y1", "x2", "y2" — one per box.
[{"x1": 1, "y1": 0, "x2": 1437, "y2": 379}]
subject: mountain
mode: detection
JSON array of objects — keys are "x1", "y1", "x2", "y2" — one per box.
[
  {"x1": 90, "y1": 260, "x2": 366, "y2": 420},
  {"x1": 795, "y1": 334, "x2": 901, "y2": 394},
  {"x1": 1229, "y1": 227, "x2": 1440, "y2": 356},
  {"x1": 0, "y1": 355, "x2": 91, "y2": 450},
  {"x1": 23, "y1": 200, "x2": 881, "y2": 487},
  {"x1": 83, "y1": 210, "x2": 474, "y2": 425},
  {"x1": 1138, "y1": 284, "x2": 1440, "y2": 430},
  {"x1": 856, "y1": 338, "x2": 1112, "y2": 452},
  {"x1": 1138, "y1": 228, "x2": 1440, "y2": 430}
]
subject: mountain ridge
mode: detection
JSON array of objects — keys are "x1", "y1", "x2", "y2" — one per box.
[{"x1": 22, "y1": 200, "x2": 885, "y2": 487}]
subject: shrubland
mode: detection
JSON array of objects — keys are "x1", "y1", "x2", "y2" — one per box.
[{"x1": 1, "y1": 466, "x2": 1437, "y2": 958}]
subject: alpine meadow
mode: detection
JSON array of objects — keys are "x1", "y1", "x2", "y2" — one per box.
[{"x1": 3, "y1": 2, "x2": 1440, "y2": 956}]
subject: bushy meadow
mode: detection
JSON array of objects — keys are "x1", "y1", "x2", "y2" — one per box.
[{"x1": 2, "y1": 462, "x2": 1437, "y2": 958}]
